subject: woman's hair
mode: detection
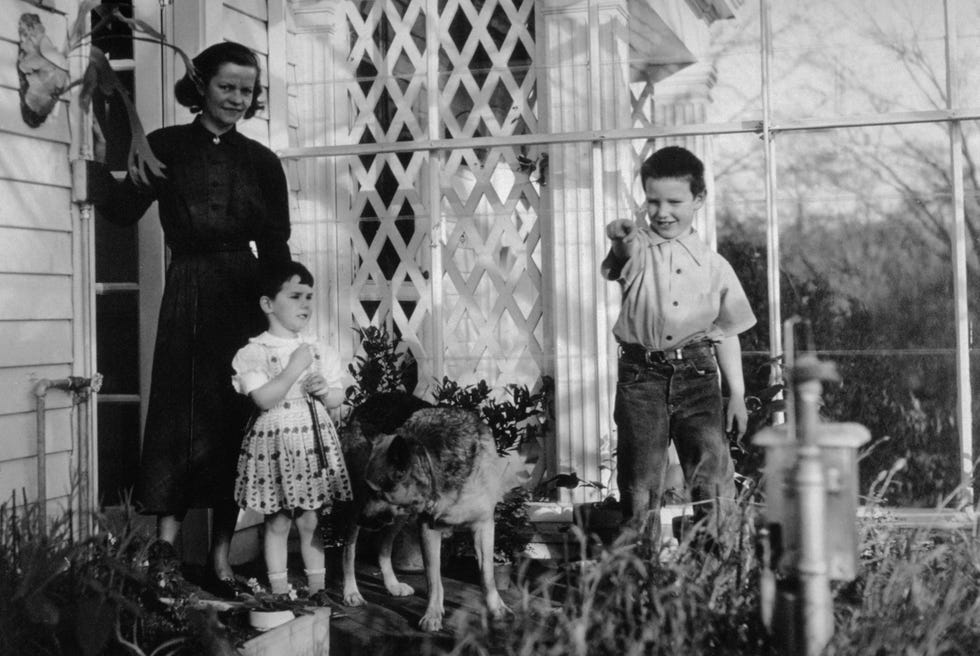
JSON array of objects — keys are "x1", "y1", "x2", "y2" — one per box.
[
  {"x1": 640, "y1": 145, "x2": 706, "y2": 198},
  {"x1": 174, "y1": 41, "x2": 264, "y2": 119},
  {"x1": 259, "y1": 261, "x2": 315, "y2": 299}
]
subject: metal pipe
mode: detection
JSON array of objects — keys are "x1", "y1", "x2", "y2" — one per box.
[
  {"x1": 944, "y1": 0, "x2": 974, "y2": 507},
  {"x1": 793, "y1": 374, "x2": 832, "y2": 656},
  {"x1": 33, "y1": 376, "x2": 101, "y2": 534}
]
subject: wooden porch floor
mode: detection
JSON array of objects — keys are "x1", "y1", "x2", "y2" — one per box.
[
  {"x1": 315, "y1": 562, "x2": 537, "y2": 656},
  {"x1": 215, "y1": 555, "x2": 560, "y2": 656}
]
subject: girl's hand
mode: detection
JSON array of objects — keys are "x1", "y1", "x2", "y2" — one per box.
[
  {"x1": 287, "y1": 344, "x2": 315, "y2": 373},
  {"x1": 302, "y1": 373, "x2": 327, "y2": 397}
]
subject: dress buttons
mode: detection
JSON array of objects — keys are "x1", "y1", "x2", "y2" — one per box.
[
  {"x1": 665, "y1": 335, "x2": 673, "y2": 341},
  {"x1": 675, "y1": 268, "x2": 682, "y2": 274},
  {"x1": 672, "y1": 301, "x2": 679, "y2": 306}
]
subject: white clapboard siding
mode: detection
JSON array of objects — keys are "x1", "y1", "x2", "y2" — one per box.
[
  {"x1": 0, "y1": 365, "x2": 74, "y2": 415},
  {"x1": 0, "y1": 132, "x2": 71, "y2": 186},
  {"x1": 1, "y1": 0, "x2": 71, "y2": 43},
  {"x1": 0, "y1": 227, "x2": 73, "y2": 275},
  {"x1": 0, "y1": 320, "x2": 73, "y2": 367},
  {"x1": 0, "y1": 39, "x2": 19, "y2": 88},
  {"x1": 0, "y1": 0, "x2": 78, "y2": 514},
  {"x1": 0, "y1": 273, "x2": 73, "y2": 320},
  {"x1": 0, "y1": 451, "x2": 74, "y2": 502},
  {"x1": 0, "y1": 86, "x2": 71, "y2": 143},
  {"x1": 2, "y1": 179, "x2": 73, "y2": 231},
  {"x1": 2, "y1": 408, "x2": 73, "y2": 461}
]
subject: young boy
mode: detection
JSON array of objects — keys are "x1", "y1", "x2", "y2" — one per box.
[{"x1": 602, "y1": 145, "x2": 756, "y2": 546}]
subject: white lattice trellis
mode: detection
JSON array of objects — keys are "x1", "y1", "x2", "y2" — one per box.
[{"x1": 341, "y1": 0, "x2": 545, "y2": 391}]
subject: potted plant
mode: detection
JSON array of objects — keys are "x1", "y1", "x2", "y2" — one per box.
[{"x1": 238, "y1": 579, "x2": 315, "y2": 632}]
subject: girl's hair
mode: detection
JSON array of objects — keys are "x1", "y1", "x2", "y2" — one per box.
[
  {"x1": 174, "y1": 41, "x2": 264, "y2": 119},
  {"x1": 259, "y1": 261, "x2": 315, "y2": 299},
  {"x1": 640, "y1": 145, "x2": 706, "y2": 198}
]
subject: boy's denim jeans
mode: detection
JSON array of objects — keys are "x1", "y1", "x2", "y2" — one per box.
[{"x1": 614, "y1": 345, "x2": 736, "y2": 543}]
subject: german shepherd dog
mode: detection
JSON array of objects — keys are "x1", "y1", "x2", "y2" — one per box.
[{"x1": 339, "y1": 392, "x2": 509, "y2": 631}]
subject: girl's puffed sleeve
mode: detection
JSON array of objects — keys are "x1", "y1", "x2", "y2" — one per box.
[
  {"x1": 231, "y1": 343, "x2": 269, "y2": 395},
  {"x1": 317, "y1": 342, "x2": 345, "y2": 391}
]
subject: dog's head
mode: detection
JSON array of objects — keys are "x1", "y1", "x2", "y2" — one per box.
[{"x1": 359, "y1": 432, "x2": 434, "y2": 527}]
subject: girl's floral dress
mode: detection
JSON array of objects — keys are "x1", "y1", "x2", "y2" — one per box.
[{"x1": 231, "y1": 331, "x2": 352, "y2": 513}]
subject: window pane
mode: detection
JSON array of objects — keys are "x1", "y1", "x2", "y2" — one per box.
[
  {"x1": 90, "y1": 0, "x2": 133, "y2": 61},
  {"x1": 95, "y1": 217, "x2": 138, "y2": 283},
  {"x1": 97, "y1": 402, "x2": 140, "y2": 506},
  {"x1": 964, "y1": 120, "x2": 980, "y2": 494},
  {"x1": 706, "y1": 2, "x2": 763, "y2": 124},
  {"x1": 955, "y1": 0, "x2": 980, "y2": 108},
  {"x1": 713, "y1": 132, "x2": 772, "y2": 396},
  {"x1": 776, "y1": 125, "x2": 957, "y2": 506},
  {"x1": 770, "y1": 0, "x2": 948, "y2": 121},
  {"x1": 96, "y1": 293, "x2": 140, "y2": 394}
]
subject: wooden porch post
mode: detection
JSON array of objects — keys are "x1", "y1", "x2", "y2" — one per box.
[{"x1": 539, "y1": 0, "x2": 632, "y2": 503}]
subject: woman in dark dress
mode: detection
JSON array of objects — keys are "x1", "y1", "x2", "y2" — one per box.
[{"x1": 91, "y1": 42, "x2": 290, "y2": 593}]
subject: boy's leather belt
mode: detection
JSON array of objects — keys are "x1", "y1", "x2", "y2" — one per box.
[{"x1": 619, "y1": 340, "x2": 714, "y2": 365}]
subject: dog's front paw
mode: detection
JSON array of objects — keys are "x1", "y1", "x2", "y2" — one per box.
[
  {"x1": 486, "y1": 592, "x2": 512, "y2": 621},
  {"x1": 418, "y1": 609, "x2": 444, "y2": 631},
  {"x1": 343, "y1": 589, "x2": 367, "y2": 607},
  {"x1": 386, "y1": 581, "x2": 415, "y2": 597}
]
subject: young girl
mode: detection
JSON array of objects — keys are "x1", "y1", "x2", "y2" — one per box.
[{"x1": 232, "y1": 261, "x2": 353, "y2": 596}]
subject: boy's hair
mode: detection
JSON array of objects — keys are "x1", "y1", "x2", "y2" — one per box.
[
  {"x1": 259, "y1": 261, "x2": 314, "y2": 299},
  {"x1": 174, "y1": 41, "x2": 265, "y2": 119},
  {"x1": 640, "y1": 145, "x2": 706, "y2": 198}
]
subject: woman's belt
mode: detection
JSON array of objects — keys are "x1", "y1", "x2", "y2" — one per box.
[{"x1": 168, "y1": 241, "x2": 252, "y2": 256}]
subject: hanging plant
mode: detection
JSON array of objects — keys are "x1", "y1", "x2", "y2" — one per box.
[{"x1": 17, "y1": 1, "x2": 200, "y2": 185}]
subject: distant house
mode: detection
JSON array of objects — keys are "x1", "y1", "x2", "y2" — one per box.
[{"x1": 0, "y1": 0, "x2": 739, "y2": 546}]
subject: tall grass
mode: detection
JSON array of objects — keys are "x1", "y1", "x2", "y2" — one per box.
[
  {"x1": 446, "y1": 493, "x2": 980, "y2": 656},
  {"x1": 0, "y1": 491, "x2": 209, "y2": 656}
]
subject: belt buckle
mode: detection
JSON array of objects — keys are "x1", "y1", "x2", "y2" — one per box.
[{"x1": 644, "y1": 349, "x2": 664, "y2": 365}]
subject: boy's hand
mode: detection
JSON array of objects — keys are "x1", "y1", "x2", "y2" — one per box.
[
  {"x1": 287, "y1": 344, "x2": 315, "y2": 372},
  {"x1": 726, "y1": 395, "x2": 749, "y2": 444},
  {"x1": 606, "y1": 219, "x2": 636, "y2": 241},
  {"x1": 302, "y1": 373, "x2": 327, "y2": 397}
]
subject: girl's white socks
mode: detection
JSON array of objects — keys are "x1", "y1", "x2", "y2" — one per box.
[
  {"x1": 305, "y1": 567, "x2": 326, "y2": 594},
  {"x1": 268, "y1": 570, "x2": 290, "y2": 594}
]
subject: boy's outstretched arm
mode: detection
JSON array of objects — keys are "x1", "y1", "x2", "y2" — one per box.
[
  {"x1": 602, "y1": 219, "x2": 640, "y2": 279},
  {"x1": 715, "y1": 335, "x2": 748, "y2": 441}
]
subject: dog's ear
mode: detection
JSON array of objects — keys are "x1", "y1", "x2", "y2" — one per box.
[{"x1": 386, "y1": 434, "x2": 413, "y2": 472}]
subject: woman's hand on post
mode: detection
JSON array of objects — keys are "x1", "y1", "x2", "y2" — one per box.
[{"x1": 92, "y1": 118, "x2": 107, "y2": 164}]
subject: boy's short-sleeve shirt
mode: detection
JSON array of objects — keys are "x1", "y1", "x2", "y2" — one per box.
[{"x1": 602, "y1": 227, "x2": 756, "y2": 350}]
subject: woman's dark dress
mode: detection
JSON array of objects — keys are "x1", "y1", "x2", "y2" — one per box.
[{"x1": 92, "y1": 117, "x2": 290, "y2": 515}]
